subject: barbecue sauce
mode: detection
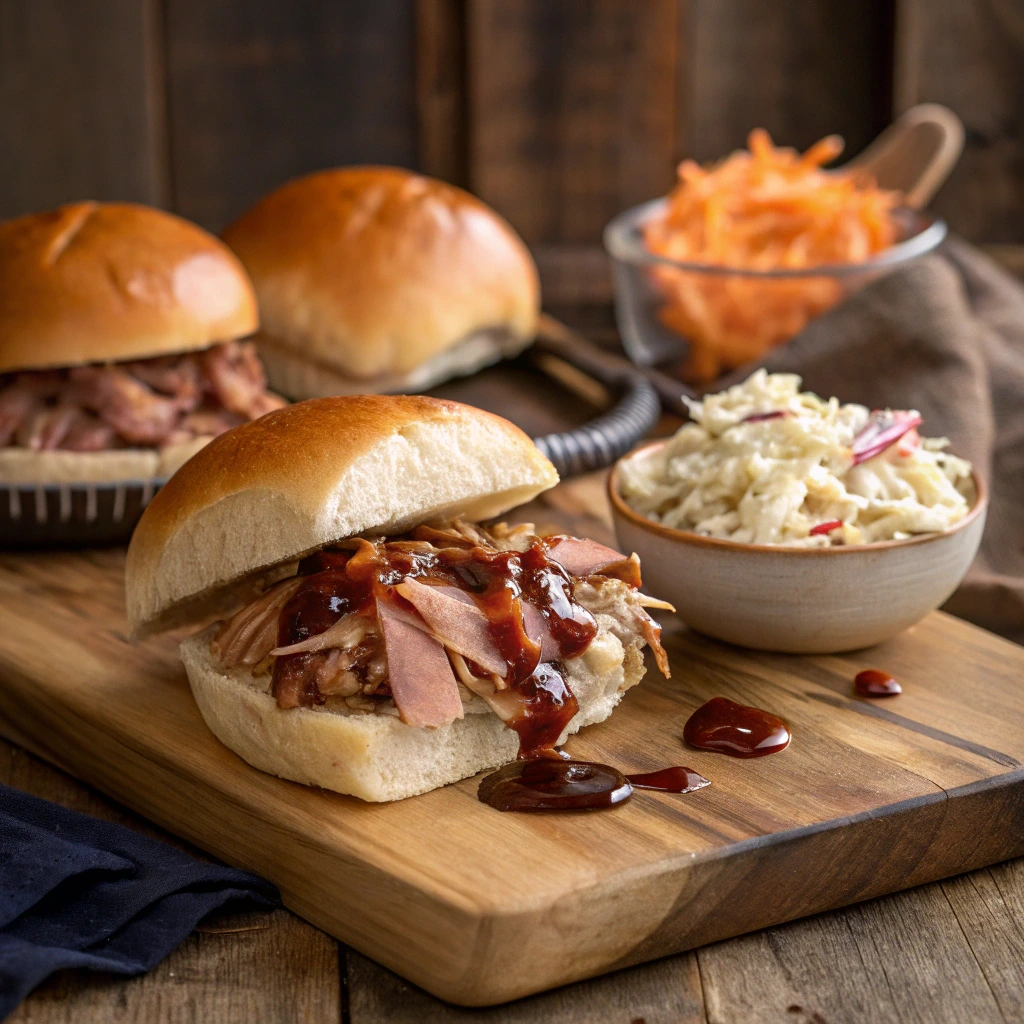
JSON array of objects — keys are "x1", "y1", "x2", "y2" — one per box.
[
  {"x1": 273, "y1": 534, "x2": 597, "y2": 756},
  {"x1": 478, "y1": 759, "x2": 633, "y2": 811},
  {"x1": 273, "y1": 567, "x2": 367, "y2": 708},
  {"x1": 626, "y1": 766, "x2": 710, "y2": 794},
  {"x1": 854, "y1": 669, "x2": 902, "y2": 697},
  {"x1": 479, "y1": 760, "x2": 712, "y2": 811},
  {"x1": 683, "y1": 697, "x2": 790, "y2": 757},
  {"x1": 507, "y1": 662, "x2": 579, "y2": 758}
]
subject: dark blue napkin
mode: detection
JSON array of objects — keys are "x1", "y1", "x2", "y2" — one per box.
[{"x1": 0, "y1": 783, "x2": 279, "y2": 1018}]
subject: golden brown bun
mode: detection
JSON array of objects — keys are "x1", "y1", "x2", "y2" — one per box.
[
  {"x1": 0, "y1": 202, "x2": 258, "y2": 373},
  {"x1": 221, "y1": 167, "x2": 539, "y2": 385},
  {"x1": 126, "y1": 395, "x2": 558, "y2": 637}
]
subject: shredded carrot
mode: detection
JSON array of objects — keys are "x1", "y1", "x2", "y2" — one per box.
[{"x1": 642, "y1": 131, "x2": 901, "y2": 382}]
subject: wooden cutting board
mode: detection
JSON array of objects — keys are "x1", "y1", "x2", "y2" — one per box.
[{"x1": 1, "y1": 522, "x2": 1023, "y2": 1007}]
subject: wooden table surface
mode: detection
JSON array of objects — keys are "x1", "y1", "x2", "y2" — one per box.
[
  {"x1": 5, "y1": 470, "x2": 1023, "y2": 1024},
  {"x1": 7, "y1": 727, "x2": 1024, "y2": 1024},
  {"x1": 5, "y1": 335, "x2": 1024, "y2": 1024}
]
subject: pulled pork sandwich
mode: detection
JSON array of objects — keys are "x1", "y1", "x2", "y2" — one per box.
[
  {"x1": 125, "y1": 396, "x2": 671, "y2": 802},
  {"x1": 221, "y1": 167, "x2": 539, "y2": 400},
  {"x1": 0, "y1": 202, "x2": 285, "y2": 484}
]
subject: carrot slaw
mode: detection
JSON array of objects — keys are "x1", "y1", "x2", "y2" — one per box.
[{"x1": 642, "y1": 130, "x2": 901, "y2": 382}]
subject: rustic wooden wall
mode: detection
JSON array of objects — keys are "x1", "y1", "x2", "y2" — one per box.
[{"x1": 0, "y1": 0, "x2": 1020, "y2": 322}]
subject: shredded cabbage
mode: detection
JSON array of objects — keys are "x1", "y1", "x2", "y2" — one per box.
[{"x1": 618, "y1": 370, "x2": 974, "y2": 546}]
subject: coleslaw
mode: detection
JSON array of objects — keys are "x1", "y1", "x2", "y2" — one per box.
[{"x1": 618, "y1": 371, "x2": 974, "y2": 546}]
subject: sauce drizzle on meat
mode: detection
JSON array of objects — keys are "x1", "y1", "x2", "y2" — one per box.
[
  {"x1": 271, "y1": 530, "x2": 606, "y2": 758},
  {"x1": 212, "y1": 521, "x2": 670, "y2": 763}
]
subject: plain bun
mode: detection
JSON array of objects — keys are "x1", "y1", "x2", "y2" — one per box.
[
  {"x1": 254, "y1": 327, "x2": 530, "y2": 400},
  {"x1": 221, "y1": 167, "x2": 539, "y2": 395},
  {"x1": 0, "y1": 437, "x2": 212, "y2": 484},
  {"x1": 179, "y1": 621, "x2": 642, "y2": 801},
  {"x1": 126, "y1": 395, "x2": 558, "y2": 637},
  {"x1": 0, "y1": 202, "x2": 258, "y2": 373}
]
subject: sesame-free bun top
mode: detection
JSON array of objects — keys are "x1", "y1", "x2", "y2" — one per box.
[
  {"x1": 0, "y1": 202, "x2": 258, "y2": 373},
  {"x1": 221, "y1": 167, "x2": 539, "y2": 381},
  {"x1": 126, "y1": 395, "x2": 559, "y2": 637}
]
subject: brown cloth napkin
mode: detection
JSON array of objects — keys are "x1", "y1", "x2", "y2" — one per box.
[{"x1": 719, "y1": 238, "x2": 1024, "y2": 646}]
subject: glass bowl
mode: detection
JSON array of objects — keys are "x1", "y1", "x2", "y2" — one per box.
[{"x1": 604, "y1": 198, "x2": 947, "y2": 383}]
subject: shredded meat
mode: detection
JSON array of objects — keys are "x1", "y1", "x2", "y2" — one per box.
[
  {"x1": 15, "y1": 405, "x2": 78, "y2": 450},
  {"x1": 201, "y1": 341, "x2": 283, "y2": 419},
  {"x1": 121, "y1": 355, "x2": 202, "y2": 406},
  {"x1": 274, "y1": 651, "x2": 331, "y2": 710},
  {"x1": 68, "y1": 365, "x2": 187, "y2": 446},
  {"x1": 0, "y1": 374, "x2": 63, "y2": 445},
  {"x1": 212, "y1": 576, "x2": 304, "y2": 667},
  {"x1": 212, "y1": 520, "x2": 672, "y2": 738},
  {"x1": 396, "y1": 578, "x2": 508, "y2": 677},
  {"x1": 61, "y1": 412, "x2": 116, "y2": 452},
  {"x1": 0, "y1": 340, "x2": 285, "y2": 452}
]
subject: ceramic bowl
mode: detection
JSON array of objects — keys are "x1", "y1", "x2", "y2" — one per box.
[{"x1": 608, "y1": 442, "x2": 987, "y2": 654}]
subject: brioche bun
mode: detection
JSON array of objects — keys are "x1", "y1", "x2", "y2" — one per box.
[
  {"x1": 221, "y1": 167, "x2": 539, "y2": 397},
  {"x1": 0, "y1": 202, "x2": 257, "y2": 373},
  {"x1": 179, "y1": 620, "x2": 643, "y2": 802},
  {"x1": 126, "y1": 395, "x2": 559, "y2": 637}
]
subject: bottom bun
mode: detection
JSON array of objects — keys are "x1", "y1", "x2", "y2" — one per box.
[
  {"x1": 180, "y1": 622, "x2": 645, "y2": 802},
  {"x1": 0, "y1": 437, "x2": 212, "y2": 484},
  {"x1": 256, "y1": 327, "x2": 532, "y2": 401}
]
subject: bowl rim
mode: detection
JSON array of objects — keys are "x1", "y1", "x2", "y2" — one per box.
[
  {"x1": 603, "y1": 197, "x2": 948, "y2": 280},
  {"x1": 608, "y1": 439, "x2": 988, "y2": 556}
]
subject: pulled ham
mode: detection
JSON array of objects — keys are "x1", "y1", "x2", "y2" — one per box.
[
  {"x1": 543, "y1": 537, "x2": 624, "y2": 576},
  {"x1": 211, "y1": 520, "x2": 671, "y2": 756},
  {"x1": 396, "y1": 578, "x2": 508, "y2": 677},
  {"x1": 0, "y1": 340, "x2": 284, "y2": 452},
  {"x1": 376, "y1": 599, "x2": 465, "y2": 728}
]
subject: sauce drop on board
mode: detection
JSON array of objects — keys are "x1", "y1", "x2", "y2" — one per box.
[
  {"x1": 683, "y1": 696, "x2": 791, "y2": 758},
  {"x1": 854, "y1": 668, "x2": 902, "y2": 697},
  {"x1": 625, "y1": 767, "x2": 711, "y2": 794},
  {"x1": 478, "y1": 759, "x2": 633, "y2": 812},
  {"x1": 479, "y1": 760, "x2": 714, "y2": 810}
]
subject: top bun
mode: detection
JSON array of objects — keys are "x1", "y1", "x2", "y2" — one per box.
[
  {"x1": 126, "y1": 395, "x2": 558, "y2": 637},
  {"x1": 221, "y1": 167, "x2": 539, "y2": 385},
  {"x1": 0, "y1": 202, "x2": 257, "y2": 374}
]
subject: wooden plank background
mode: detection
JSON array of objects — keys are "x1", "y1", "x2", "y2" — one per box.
[{"x1": 0, "y1": 0, "x2": 1021, "y2": 329}]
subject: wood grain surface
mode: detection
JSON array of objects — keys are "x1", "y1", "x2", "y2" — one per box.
[
  {"x1": 415, "y1": 0, "x2": 468, "y2": 188},
  {"x1": 0, "y1": 484, "x2": 1022, "y2": 1007},
  {"x1": 895, "y1": 0, "x2": 1024, "y2": 243},
  {"x1": 687, "y1": 0, "x2": 893, "y2": 164},
  {"x1": 465, "y1": 0, "x2": 682, "y2": 308},
  {"x1": 8, "y1": 733, "x2": 1024, "y2": 1023},
  {"x1": 0, "y1": 0, "x2": 168, "y2": 219},
  {"x1": 163, "y1": 0, "x2": 418, "y2": 231},
  {"x1": 4, "y1": 477, "x2": 1023, "y2": 1021}
]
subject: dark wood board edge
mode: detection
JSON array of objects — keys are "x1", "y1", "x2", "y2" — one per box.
[{"x1": 609, "y1": 769, "x2": 1024, "y2": 973}]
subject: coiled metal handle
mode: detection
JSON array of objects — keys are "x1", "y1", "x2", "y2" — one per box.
[
  {"x1": 529, "y1": 316, "x2": 662, "y2": 477},
  {"x1": 533, "y1": 375, "x2": 660, "y2": 477}
]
